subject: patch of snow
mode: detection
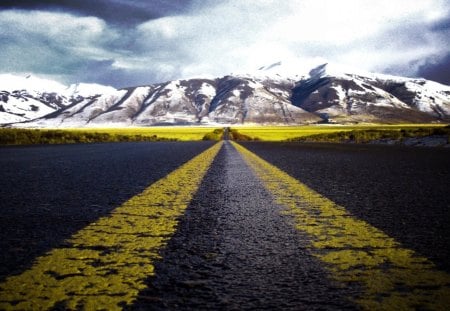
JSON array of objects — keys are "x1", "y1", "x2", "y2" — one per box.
[
  {"x1": 422, "y1": 80, "x2": 450, "y2": 92},
  {"x1": 0, "y1": 74, "x2": 67, "y2": 94},
  {"x1": 197, "y1": 82, "x2": 216, "y2": 97},
  {"x1": 165, "y1": 81, "x2": 187, "y2": 101},
  {"x1": 0, "y1": 95, "x2": 57, "y2": 121},
  {"x1": 402, "y1": 81, "x2": 450, "y2": 115},
  {"x1": 0, "y1": 112, "x2": 26, "y2": 124},
  {"x1": 63, "y1": 90, "x2": 128, "y2": 125},
  {"x1": 332, "y1": 85, "x2": 347, "y2": 103},
  {"x1": 65, "y1": 83, "x2": 116, "y2": 98}
]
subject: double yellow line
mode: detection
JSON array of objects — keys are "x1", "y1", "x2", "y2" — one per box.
[
  {"x1": 0, "y1": 142, "x2": 222, "y2": 310},
  {"x1": 232, "y1": 141, "x2": 450, "y2": 310},
  {"x1": 1, "y1": 141, "x2": 449, "y2": 310}
]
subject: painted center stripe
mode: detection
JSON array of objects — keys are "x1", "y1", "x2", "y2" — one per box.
[
  {"x1": 0, "y1": 142, "x2": 222, "y2": 310},
  {"x1": 232, "y1": 142, "x2": 450, "y2": 310}
]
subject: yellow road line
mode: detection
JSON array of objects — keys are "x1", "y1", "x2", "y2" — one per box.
[
  {"x1": 232, "y1": 141, "x2": 450, "y2": 310},
  {"x1": 0, "y1": 142, "x2": 223, "y2": 310}
]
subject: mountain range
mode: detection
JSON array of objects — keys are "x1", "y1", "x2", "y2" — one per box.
[{"x1": 1, "y1": 63, "x2": 449, "y2": 127}]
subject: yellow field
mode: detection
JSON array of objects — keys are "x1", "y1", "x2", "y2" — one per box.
[
  {"x1": 68, "y1": 126, "x2": 219, "y2": 141},
  {"x1": 3, "y1": 124, "x2": 447, "y2": 145},
  {"x1": 233, "y1": 124, "x2": 447, "y2": 141}
]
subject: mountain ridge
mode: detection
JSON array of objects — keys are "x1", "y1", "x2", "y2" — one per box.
[{"x1": 1, "y1": 65, "x2": 449, "y2": 127}]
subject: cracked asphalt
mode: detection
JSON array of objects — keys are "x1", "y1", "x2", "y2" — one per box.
[
  {"x1": 240, "y1": 141, "x2": 450, "y2": 274},
  {"x1": 0, "y1": 141, "x2": 214, "y2": 281},
  {"x1": 133, "y1": 142, "x2": 356, "y2": 310},
  {"x1": 1, "y1": 140, "x2": 449, "y2": 309}
]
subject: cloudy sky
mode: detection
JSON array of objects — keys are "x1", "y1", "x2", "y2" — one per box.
[{"x1": 1, "y1": 0, "x2": 449, "y2": 87}]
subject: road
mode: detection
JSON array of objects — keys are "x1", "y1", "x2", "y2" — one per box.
[
  {"x1": 0, "y1": 142, "x2": 214, "y2": 280},
  {"x1": 0, "y1": 140, "x2": 449, "y2": 310},
  {"x1": 240, "y1": 141, "x2": 450, "y2": 273}
]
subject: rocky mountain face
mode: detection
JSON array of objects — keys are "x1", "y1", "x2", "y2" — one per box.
[
  {"x1": 0, "y1": 74, "x2": 116, "y2": 125},
  {"x1": 1, "y1": 65, "x2": 449, "y2": 127},
  {"x1": 292, "y1": 64, "x2": 450, "y2": 123}
]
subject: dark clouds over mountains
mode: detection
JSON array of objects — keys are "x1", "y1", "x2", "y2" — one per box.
[
  {"x1": 0, "y1": 0, "x2": 193, "y2": 25},
  {"x1": 1, "y1": 0, "x2": 449, "y2": 87}
]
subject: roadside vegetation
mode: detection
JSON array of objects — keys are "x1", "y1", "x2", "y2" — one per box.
[
  {"x1": 228, "y1": 128, "x2": 257, "y2": 141},
  {"x1": 202, "y1": 128, "x2": 224, "y2": 141},
  {"x1": 2, "y1": 125, "x2": 448, "y2": 145},
  {"x1": 0, "y1": 127, "x2": 219, "y2": 145},
  {"x1": 0, "y1": 128, "x2": 177, "y2": 145},
  {"x1": 286, "y1": 126, "x2": 450, "y2": 144},
  {"x1": 233, "y1": 124, "x2": 448, "y2": 141},
  {"x1": 232, "y1": 124, "x2": 449, "y2": 144},
  {"x1": 77, "y1": 127, "x2": 219, "y2": 141}
]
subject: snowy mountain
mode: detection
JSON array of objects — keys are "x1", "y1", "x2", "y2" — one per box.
[
  {"x1": 291, "y1": 65, "x2": 450, "y2": 123},
  {"x1": 1, "y1": 65, "x2": 449, "y2": 127},
  {"x1": 0, "y1": 74, "x2": 116, "y2": 124}
]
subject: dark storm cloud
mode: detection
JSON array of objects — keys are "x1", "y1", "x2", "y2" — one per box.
[
  {"x1": 418, "y1": 53, "x2": 450, "y2": 85},
  {"x1": 416, "y1": 13, "x2": 450, "y2": 85},
  {"x1": 430, "y1": 13, "x2": 450, "y2": 32},
  {"x1": 0, "y1": 0, "x2": 194, "y2": 25},
  {"x1": 364, "y1": 10, "x2": 449, "y2": 85},
  {"x1": 68, "y1": 58, "x2": 177, "y2": 89}
]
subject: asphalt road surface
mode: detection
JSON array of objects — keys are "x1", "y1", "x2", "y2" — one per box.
[
  {"x1": 0, "y1": 142, "x2": 214, "y2": 280},
  {"x1": 240, "y1": 141, "x2": 450, "y2": 274},
  {"x1": 0, "y1": 141, "x2": 449, "y2": 310}
]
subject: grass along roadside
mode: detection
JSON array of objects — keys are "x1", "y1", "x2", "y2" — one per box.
[
  {"x1": 230, "y1": 124, "x2": 449, "y2": 145},
  {"x1": 0, "y1": 127, "x2": 222, "y2": 145},
  {"x1": 2, "y1": 125, "x2": 448, "y2": 145},
  {"x1": 202, "y1": 128, "x2": 224, "y2": 141},
  {"x1": 286, "y1": 126, "x2": 450, "y2": 145}
]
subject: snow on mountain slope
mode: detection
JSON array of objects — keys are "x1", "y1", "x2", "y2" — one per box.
[
  {"x1": 90, "y1": 87, "x2": 152, "y2": 125},
  {"x1": 65, "y1": 83, "x2": 117, "y2": 98},
  {"x1": 291, "y1": 65, "x2": 450, "y2": 123},
  {"x1": 0, "y1": 74, "x2": 69, "y2": 123},
  {"x1": 207, "y1": 75, "x2": 319, "y2": 124},
  {"x1": 0, "y1": 90, "x2": 59, "y2": 123},
  {"x1": 0, "y1": 74, "x2": 117, "y2": 125},
  {"x1": 133, "y1": 79, "x2": 214, "y2": 125},
  {"x1": 0, "y1": 74, "x2": 68, "y2": 94},
  {"x1": 35, "y1": 90, "x2": 129, "y2": 127},
  {"x1": 2, "y1": 65, "x2": 449, "y2": 127},
  {"x1": 367, "y1": 76, "x2": 450, "y2": 119}
]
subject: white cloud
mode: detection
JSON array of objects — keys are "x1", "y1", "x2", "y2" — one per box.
[
  {"x1": 0, "y1": 0, "x2": 449, "y2": 86},
  {"x1": 0, "y1": 10, "x2": 119, "y2": 75},
  {"x1": 133, "y1": 0, "x2": 450, "y2": 81},
  {"x1": 0, "y1": 10, "x2": 111, "y2": 48}
]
